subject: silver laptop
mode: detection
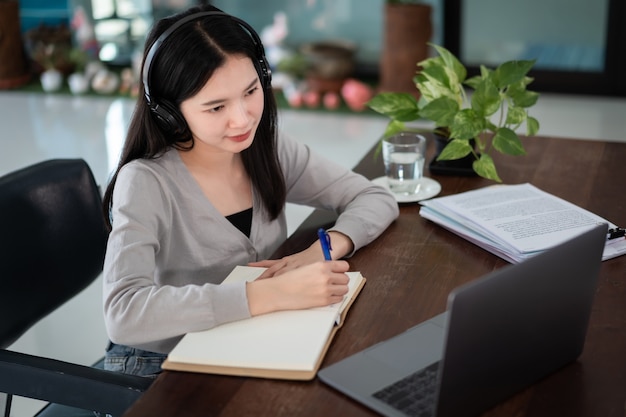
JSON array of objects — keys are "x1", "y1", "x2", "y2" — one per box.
[{"x1": 318, "y1": 224, "x2": 607, "y2": 417}]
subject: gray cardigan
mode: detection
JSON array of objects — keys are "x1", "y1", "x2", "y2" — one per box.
[{"x1": 103, "y1": 134, "x2": 398, "y2": 353}]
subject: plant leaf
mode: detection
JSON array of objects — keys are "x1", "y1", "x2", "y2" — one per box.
[
  {"x1": 473, "y1": 154, "x2": 502, "y2": 182},
  {"x1": 415, "y1": 80, "x2": 439, "y2": 103},
  {"x1": 450, "y1": 109, "x2": 485, "y2": 140},
  {"x1": 511, "y1": 89, "x2": 540, "y2": 108},
  {"x1": 526, "y1": 116, "x2": 540, "y2": 136},
  {"x1": 464, "y1": 65, "x2": 490, "y2": 90},
  {"x1": 505, "y1": 106, "x2": 526, "y2": 125},
  {"x1": 419, "y1": 63, "x2": 452, "y2": 92},
  {"x1": 416, "y1": 66, "x2": 463, "y2": 104},
  {"x1": 383, "y1": 119, "x2": 407, "y2": 138},
  {"x1": 436, "y1": 138, "x2": 474, "y2": 160},
  {"x1": 416, "y1": 74, "x2": 451, "y2": 103},
  {"x1": 479, "y1": 65, "x2": 492, "y2": 79},
  {"x1": 464, "y1": 75, "x2": 482, "y2": 90},
  {"x1": 492, "y1": 127, "x2": 526, "y2": 155},
  {"x1": 420, "y1": 97, "x2": 459, "y2": 126},
  {"x1": 418, "y1": 55, "x2": 444, "y2": 70},
  {"x1": 471, "y1": 78, "x2": 501, "y2": 117},
  {"x1": 430, "y1": 43, "x2": 467, "y2": 83},
  {"x1": 367, "y1": 92, "x2": 419, "y2": 121},
  {"x1": 493, "y1": 59, "x2": 536, "y2": 88}
]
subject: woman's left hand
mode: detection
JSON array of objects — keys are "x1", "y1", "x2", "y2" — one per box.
[{"x1": 249, "y1": 231, "x2": 354, "y2": 279}]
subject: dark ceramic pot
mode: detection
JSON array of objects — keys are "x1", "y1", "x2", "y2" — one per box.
[{"x1": 428, "y1": 134, "x2": 478, "y2": 176}]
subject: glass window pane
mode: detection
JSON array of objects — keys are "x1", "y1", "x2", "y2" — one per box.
[{"x1": 460, "y1": 0, "x2": 608, "y2": 72}]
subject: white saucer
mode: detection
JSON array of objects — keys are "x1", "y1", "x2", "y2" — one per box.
[{"x1": 372, "y1": 176, "x2": 442, "y2": 203}]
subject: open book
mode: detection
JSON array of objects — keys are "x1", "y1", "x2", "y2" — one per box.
[
  {"x1": 161, "y1": 266, "x2": 366, "y2": 380},
  {"x1": 419, "y1": 183, "x2": 626, "y2": 263}
]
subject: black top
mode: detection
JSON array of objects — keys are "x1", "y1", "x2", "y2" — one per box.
[{"x1": 225, "y1": 207, "x2": 253, "y2": 238}]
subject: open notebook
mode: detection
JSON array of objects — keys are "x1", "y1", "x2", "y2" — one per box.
[{"x1": 162, "y1": 266, "x2": 365, "y2": 380}]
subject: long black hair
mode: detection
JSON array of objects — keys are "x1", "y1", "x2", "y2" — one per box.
[{"x1": 102, "y1": 5, "x2": 285, "y2": 230}]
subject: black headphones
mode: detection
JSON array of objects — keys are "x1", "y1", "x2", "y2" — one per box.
[{"x1": 142, "y1": 11, "x2": 272, "y2": 134}]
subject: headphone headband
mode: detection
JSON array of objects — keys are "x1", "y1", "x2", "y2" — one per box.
[
  {"x1": 142, "y1": 10, "x2": 271, "y2": 104},
  {"x1": 141, "y1": 10, "x2": 272, "y2": 135}
]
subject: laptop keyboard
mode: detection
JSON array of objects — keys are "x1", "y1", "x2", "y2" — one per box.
[{"x1": 372, "y1": 361, "x2": 440, "y2": 417}]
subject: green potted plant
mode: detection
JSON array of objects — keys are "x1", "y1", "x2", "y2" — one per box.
[{"x1": 368, "y1": 43, "x2": 541, "y2": 182}]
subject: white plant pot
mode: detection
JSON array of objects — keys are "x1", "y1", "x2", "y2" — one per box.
[
  {"x1": 68, "y1": 72, "x2": 89, "y2": 94},
  {"x1": 40, "y1": 69, "x2": 63, "y2": 92},
  {"x1": 91, "y1": 69, "x2": 119, "y2": 94}
]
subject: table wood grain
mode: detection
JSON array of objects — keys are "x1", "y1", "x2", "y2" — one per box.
[{"x1": 123, "y1": 135, "x2": 626, "y2": 417}]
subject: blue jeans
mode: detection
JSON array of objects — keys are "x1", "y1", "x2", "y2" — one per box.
[{"x1": 104, "y1": 341, "x2": 167, "y2": 378}]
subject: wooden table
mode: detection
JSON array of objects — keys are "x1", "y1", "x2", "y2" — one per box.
[{"x1": 123, "y1": 135, "x2": 626, "y2": 417}]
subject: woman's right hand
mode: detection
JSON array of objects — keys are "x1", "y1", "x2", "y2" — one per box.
[{"x1": 246, "y1": 260, "x2": 350, "y2": 316}]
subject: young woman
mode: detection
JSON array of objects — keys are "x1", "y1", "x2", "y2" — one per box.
[{"x1": 101, "y1": 4, "x2": 398, "y2": 377}]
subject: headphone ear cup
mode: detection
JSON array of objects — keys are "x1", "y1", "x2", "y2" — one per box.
[{"x1": 149, "y1": 99, "x2": 188, "y2": 135}]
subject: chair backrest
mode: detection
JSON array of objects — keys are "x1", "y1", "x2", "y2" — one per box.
[{"x1": 0, "y1": 159, "x2": 108, "y2": 348}]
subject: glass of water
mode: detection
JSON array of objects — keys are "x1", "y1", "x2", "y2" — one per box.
[{"x1": 382, "y1": 132, "x2": 427, "y2": 196}]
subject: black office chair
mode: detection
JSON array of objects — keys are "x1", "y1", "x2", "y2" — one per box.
[{"x1": 0, "y1": 159, "x2": 153, "y2": 417}]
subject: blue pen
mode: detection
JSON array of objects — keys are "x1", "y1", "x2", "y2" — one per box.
[{"x1": 317, "y1": 228, "x2": 332, "y2": 260}]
